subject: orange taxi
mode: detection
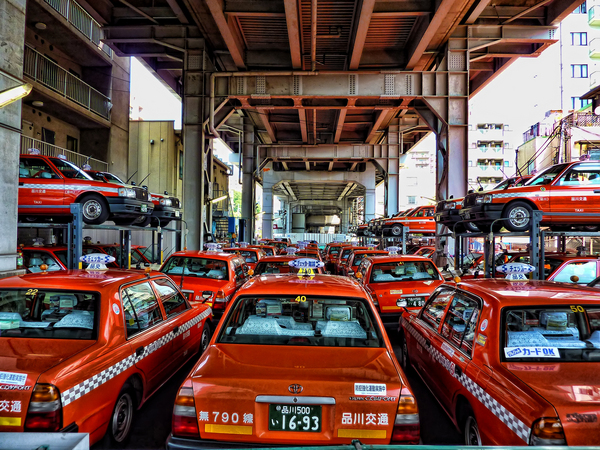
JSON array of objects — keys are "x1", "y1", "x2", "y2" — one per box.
[
  {"x1": 323, "y1": 242, "x2": 351, "y2": 273},
  {"x1": 356, "y1": 252, "x2": 444, "y2": 325},
  {"x1": 221, "y1": 245, "x2": 266, "y2": 270},
  {"x1": 400, "y1": 273, "x2": 600, "y2": 445},
  {"x1": 381, "y1": 206, "x2": 435, "y2": 237},
  {"x1": 332, "y1": 245, "x2": 369, "y2": 275},
  {"x1": 167, "y1": 271, "x2": 420, "y2": 448},
  {"x1": 413, "y1": 246, "x2": 435, "y2": 258},
  {"x1": 294, "y1": 248, "x2": 323, "y2": 262},
  {"x1": 160, "y1": 248, "x2": 250, "y2": 317},
  {"x1": 0, "y1": 261, "x2": 211, "y2": 446},
  {"x1": 507, "y1": 253, "x2": 600, "y2": 284},
  {"x1": 249, "y1": 244, "x2": 277, "y2": 257},
  {"x1": 344, "y1": 249, "x2": 389, "y2": 277}
]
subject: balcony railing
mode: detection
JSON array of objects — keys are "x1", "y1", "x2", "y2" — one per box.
[
  {"x1": 21, "y1": 135, "x2": 108, "y2": 172},
  {"x1": 211, "y1": 189, "x2": 232, "y2": 216},
  {"x1": 43, "y1": 0, "x2": 112, "y2": 58},
  {"x1": 24, "y1": 45, "x2": 111, "y2": 120},
  {"x1": 589, "y1": 5, "x2": 600, "y2": 26}
]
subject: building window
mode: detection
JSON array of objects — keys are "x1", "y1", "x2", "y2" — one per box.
[
  {"x1": 41, "y1": 128, "x2": 55, "y2": 145},
  {"x1": 179, "y1": 150, "x2": 184, "y2": 180},
  {"x1": 66, "y1": 135, "x2": 78, "y2": 153},
  {"x1": 571, "y1": 32, "x2": 588, "y2": 46},
  {"x1": 571, "y1": 64, "x2": 588, "y2": 78},
  {"x1": 571, "y1": 97, "x2": 592, "y2": 109},
  {"x1": 504, "y1": 161, "x2": 510, "y2": 167},
  {"x1": 407, "y1": 196, "x2": 416, "y2": 205},
  {"x1": 468, "y1": 160, "x2": 473, "y2": 166},
  {"x1": 574, "y1": 2, "x2": 587, "y2": 13}
]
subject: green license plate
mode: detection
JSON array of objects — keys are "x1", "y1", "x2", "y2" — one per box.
[
  {"x1": 268, "y1": 404, "x2": 321, "y2": 432},
  {"x1": 141, "y1": 204, "x2": 148, "y2": 213}
]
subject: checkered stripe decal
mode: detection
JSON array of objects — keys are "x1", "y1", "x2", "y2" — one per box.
[
  {"x1": 492, "y1": 190, "x2": 597, "y2": 199},
  {"x1": 20, "y1": 184, "x2": 120, "y2": 193},
  {"x1": 401, "y1": 318, "x2": 530, "y2": 443},
  {"x1": 61, "y1": 307, "x2": 212, "y2": 406}
]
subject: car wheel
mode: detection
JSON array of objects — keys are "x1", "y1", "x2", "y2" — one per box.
[
  {"x1": 106, "y1": 384, "x2": 135, "y2": 446},
  {"x1": 463, "y1": 406, "x2": 482, "y2": 446},
  {"x1": 113, "y1": 218, "x2": 137, "y2": 226},
  {"x1": 464, "y1": 222, "x2": 479, "y2": 233},
  {"x1": 453, "y1": 223, "x2": 467, "y2": 234},
  {"x1": 583, "y1": 225, "x2": 599, "y2": 232},
  {"x1": 134, "y1": 215, "x2": 151, "y2": 227},
  {"x1": 200, "y1": 321, "x2": 211, "y2": 354},
  {"x1": 391, "y1": 225, "x2": 403, "y2": 236},
  {"x1": 159, "y1": 219, "x2": 172, "y2": 228},
  {"x1": 400, "y1": 334, "x2": 411, "y2": 372},
  {"x1": 79, "y1": 194, "x2": 109, "y2": 225},
  {"x1": 504, "y1": 201, "x2": 533, "y2": 232}
]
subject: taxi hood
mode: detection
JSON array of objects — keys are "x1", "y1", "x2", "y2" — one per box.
[{"x1": 506, "y1": 363, "x2": 600, "y2": 445}]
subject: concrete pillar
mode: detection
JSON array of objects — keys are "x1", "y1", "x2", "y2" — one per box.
[
  {"x1": 286, "y1": 201, "x2": 292, "y2": 234},
  {"x1": 262, "y1": 163, "x2": 274, "y2": 239},
  {"x1": 242, "y1": 117, "x2": 255, "y2": 242},
  {"x1": 364, "y1": 189, "x2": 376, "y2": 223},
  {"x1": 0, "y1": 0, "x2": 26, "y2": 276},
  {"x1": 340, "y1": 197, "x2": 349, "y2": 234}
]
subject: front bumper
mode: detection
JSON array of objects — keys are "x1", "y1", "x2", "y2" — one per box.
[
  {"x1": 434, "y1": 209, "x2": 461, "y2": 227},
  {"x1": 459, "y1": 203, "x2": 503, "y2": 225},
  {"x1": 107, "y1": 198, "x2": 154, "y2": 218},
  {"x1": 152, "y1": 204, "x2": 182, "y2": 221}
]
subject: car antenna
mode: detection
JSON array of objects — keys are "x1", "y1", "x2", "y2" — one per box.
[
  {"x1": 126, "y1": 170, "x2": 138, "y2": 184},
  {"x1": 138, "y1": 172, "x2": 151, "y2": 186}
]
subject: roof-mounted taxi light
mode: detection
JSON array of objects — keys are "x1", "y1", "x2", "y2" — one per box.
[
  {"x1": 40, "y1": 264, "x2": 48, "y2": 273},
  {"x1": 453, "y1": 276, "x2": 462, "y2": 283},
  {"x1": 496, "y1": 262, "x2": 535, "y2": 281},
  {"x1": 80, "y1": 253, "x2": 115, "y2": 271},
  {"x1": 286, "y1": 247, "x2": 298, "y2": 255},
  {"x1": 248, "y1": 269, "x2": 255, "y2": 276},
  {"x1": 82, "y1": 163, "x2": 92, "y2": 171},
  {"x1": 391, "y1": 389, "x2": 420, "y2": 444},
  {"x1": 27, "y1": 147, "x2": 41, "y2": 155},
  {"x1": 57, "y1": 154, "x2": 67, "y2": 161},
  {"x1": 386, "y1": 246, "x2": 400, "y2": 256},
  {"x1": 172, "y1": 380, "x2": 199, "y2": 438},
  {"x1": 205, "y1": 243, "x2": 221, "y2": 252},
  {"x1": 32, "y1": 238, "x2": 44, "y2": 247},
  {"x1": 355, "y1": 272, "x2": 363, "y2": 279},
  {"x1": 530, "y1": 417, "x2": 566, "y2": 445},
  {"x1": 144, "y1": 267, "x2": 152, "y2": 276},
  {"x1": 239, "y1": 242, "x2": 248, "y2": 248},
  {"x1": 83, "y1": 236, "x2": 92, "y2": 245},
  {"x1": 25, "y1": 384, "x2": 62, "y2": 432}
]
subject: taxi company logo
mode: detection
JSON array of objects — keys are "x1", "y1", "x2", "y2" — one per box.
[
  {"x1": 288, "y1": 384, "x2": 303, "y2": 394},
  {"x1": 567, "y1": 413, "x2": 597, "y2": 423}
]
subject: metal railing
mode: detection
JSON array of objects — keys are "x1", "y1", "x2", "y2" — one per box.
[
  {"x1": 24, "y1": 45, "x2": 111, "y2": 120},
  {"x1": 21, "y1": 135, "x2": 108, "y2": 171},
  {"x1": 211, "y1": 189, "x2": 232, "y2": 215},
  {"x1": 44, "y1": 0, "x2": 113, "y2": 58}
]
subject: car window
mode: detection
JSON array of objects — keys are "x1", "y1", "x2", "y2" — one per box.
[
  {"x1": 49, "y1": 158, "x2": 93, "y2": 180},
  {"x1": 23, "y1": 251, "x2": 63, "y2": 272},
  {"x1": 369, "y1": 261, "x2": 440, "y2": 283},
  {"x1": 421, "y1": 289, "x2": 453, "y2": 330},
  {"x1": 526, "y1": 163, "x2": 569, "y2": 186},
  {"x1": 503, "y1": 305, "x2": 600, "y2": 362},
  {"x1": 218, "y1": 296, "x2": 384, "y2": 348},
  {"x1": 121, "y1": 282, "x2": 164, "y2": 337},
  {"x1": 552, "y1": 261, "x2": 597, "y2": 284},
  {"x1": 0, "y1": 289, "x2": 97, "y2": 339},
  {"x1": 425, "y1": 209, "x2": 433, "y2": 217},
  {"x1": 556, "y1": 164, "x2": 600, "y2": 186},
  {"x1": 152, "y1": 278, "x2": 188, "y2": 317},
  {"x1": 161, "y1": 257, "x2": 229, "y2": 280},
  {"x1": 19, "y1": 158, "x2": 60, "y2": 179},
  {"x1": 415, "y1": 210, "x2": 424, "y2": 217},
  {"x1": 440, "y1": 293, "x2": 480, "y2": 355}
]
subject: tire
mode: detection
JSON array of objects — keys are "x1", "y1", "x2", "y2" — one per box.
[
  {"x1": 79, "y1": 194, "x2": 109, "y2": 225},
  {"x1": 462, "y1": 405, "x2": 482, "y2": 446},
  {"x1": 106, "y1": 384, "x2": 135, "y2": 446},
  {"x1": 134, "y1": 215, "x2": 152, "y2": 227},
  {"x1": 391, "y1": 225, "x2": 404, "y2": 236},
  {"x1": 400, "y1": 333, "x2": 411, "y2": 373},
  {"x1": 583, "y1": 225, "x2": 599, "y2": 232},
  {"x1": 453, "y1": 223, "x2": 467, "y2": 234},
  {"x1": 159, "y1": 219, "x2": 172, "y2": 228},
  {"x1": 476, "y1": 222, "x2": 502, "y2": 233},
  {"x1": 199, "y1": 321, "x2": 211, "y2": 355},
  {"x1": 464, "y1": 222, "x2": 479, "y2": 233},
  {"x1": 113, "y1": 218, "x2": 137, "y2": 226},
  {"x1": 503, "y1": 201, "x2": 533, "y2": 232}
]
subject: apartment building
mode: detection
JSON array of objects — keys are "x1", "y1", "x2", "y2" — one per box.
[
  {"x1": 20, "y1": 0, "x2": 130, "y2": 176},
  {"x1": 397, "y1": 136, "x2": 436, "y2": 211}
]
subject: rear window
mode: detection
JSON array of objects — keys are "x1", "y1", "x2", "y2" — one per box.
[
  {"x1": 161, "y1": 257, "x2": 229, "y2": 280},
  {"x1": 370, "y1": 261, "x2": 440, "y2": 283},
  {"x1": 503, "y1": 305, "x2": 600, "y2": 362},
  {"x1": 218, "y1": 296, "x2": 384, "y2": 348},
  {"x1": 0, "y1": 289, "x2": 98, "y2": 339},
  {"x1": 223, "y1": 249, "x2": 259, "y2": 263}
]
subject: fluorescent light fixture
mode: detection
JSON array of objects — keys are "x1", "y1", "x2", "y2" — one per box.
[
  {"x1": 210, "y1": 195, "x2": 227, "y2": 203},
  {"x1": 0, "y1": 83, "x2": 33, "y2": 108}
]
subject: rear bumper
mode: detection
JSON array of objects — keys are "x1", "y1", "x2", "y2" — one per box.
[
  {"x1": 167, "y1": 435, "x2": 304, "y2": 449},
  {"x1": 107, "y1": 198, "x2": 154, "y2": 218}
]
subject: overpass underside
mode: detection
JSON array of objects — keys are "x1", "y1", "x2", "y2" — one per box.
[{"x1": 95, "y1": 0, "x2": 579, "y2": 246}]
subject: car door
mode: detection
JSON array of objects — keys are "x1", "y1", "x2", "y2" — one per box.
[
  {"x1": 408, "y1": 288, "x2": 454, "y2": 395},
  {"x1": 150, "y1": 277, "x2": 201, "y2": 370},
  {"x1": 435, "y1": 291, "x2": 482, "y2": 407},
  {"x1": 120, "y1": 280, "x2": 171, "y2": 394},
  {"x1": 550, "y1": 163, "x2": 600, "y2": 221},
  {"x1": 19, "y1": 157, "x2": 65, "y2": 211}
]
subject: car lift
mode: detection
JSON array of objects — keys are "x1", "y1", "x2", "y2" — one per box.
[{"x1": 359, "y1": 226, "x2": 409, "y2": 254}]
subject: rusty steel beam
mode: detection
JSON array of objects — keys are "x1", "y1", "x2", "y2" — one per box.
[
  {"x1": 334, "y1": 109, "x2": 347, "y2": 143},
  {"x1": 298, "y1": 109, "x2": 308, "y2": 143},
  {"x1": 547, "y1": 0, "x2": 585, "y2": 25},
  {"x1": 503, "y1": 0, "x2": 553, "y2": 24},
  {"x1": 366, "y1": 110, "x2": 388, "y2": 144},
  {"x1": 312, "y1": 109, "x2": 318, "y2": 144},
  {"x1": 349, "y1": 0, "x2": 376, "y2": 70},
  {"x1": 165, "y1": 0, "x2": 189, "y2": 23},
  {"x1": 205, "y1": 0, "x2": 246, "y2": 69},
  {"x1": 284, "y1": 0, "x2": 302, "y2": 69},
  {"x1": 118, "y1": 0, "x2": 159, "y2": 24},
  {"x1": 261, "y1": 111, "x2": 277, "y2": 142},
  {"x1": 311, "y1": 0, "x2": 317, "y2": 71},
  {"x1": 464, "y1": 0, "x2": 491, "y2": 24}
]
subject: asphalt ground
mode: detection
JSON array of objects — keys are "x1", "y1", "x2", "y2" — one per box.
[{"x1": 94, "y1": 328, "x2": 462, "y2": 449}]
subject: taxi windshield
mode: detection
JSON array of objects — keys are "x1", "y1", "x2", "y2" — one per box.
[
  {"x1": 0, "y1": 289, "x2": 98, "y2": 339},
  {"x1": 329, "y1": 246, "x2": 343, "y2": 256},
  {"x1": 223, "y1": 249, "x2": 259, "y2": 263},
  {"x1": 258, "y1": 247, "x2": 274, "y2": 256},
  {"x1": 525, "y1": 163, "x2": 569, "y2": 186},
  {"x1": 218, "y1": 296, "x2": 384, "y2": 347},
  {"x1": 503, "y1": 306, "x2": 600, "y2": 362},
  {"x1": 49, "y1": 158, "x2": 93, "y2": 180},
  {"x1": 161, "y1": 257, "x2": 229, "y2": 280},
  {"x1": 370, "y1": 261, "x2": 440, "y2": 283}
]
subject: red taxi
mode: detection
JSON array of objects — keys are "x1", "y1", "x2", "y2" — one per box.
[
  {"x1": 435, "y1": 176, "x2": 532, "y2": 233},
  {"x1": 253, "y1": 255, "x2": 326, "y2": 275},
  {"x1": 507, "y1": 253, "x2": 600, "y2": 284},
  {"x1": 21, "y1": 245, "x2": 123, "y2": 272},
  {"x1": 400, "y1": 277, "x2": 600, "y2": 445},
  {"x1": 381, "y1": 206, "x2": 435, "y2": 237},
  {"x1": 221, "y1": 246, "x2": 265, "y2": 270},
  {"x1": 460, "y1": 161, "x2": 600, "y2": 232},
  {"x1": 0, "y1": 266, "x2": 211, "y2": 446},
  {"x1": 19, "y1": 153, "x2": 153, "y2": 225},
  {"x1": 344, "y1": 249, "x2": 389, "y2": 277},
  {"x1": 249, "y1": 245, "x2": 277, "y2": 257},
  {"x1": 332, "y1": 246, "x2": 369, "y2": 275},
  {"x1": 323, "y1": 242, "x2": 351, "y2": 273},
  {"x1": 295, "y1": 248, "x2": 323, "y2": 262},
  {"x1": 160, "y1": 250, "x2": 250, "y2": 317},
  {"x1": 357, "y1": 254, "x2": 444, "y2": 325},
  {"x1": 167, "y1": 273, "x2": 420, "y2": 448},
  {"x1": 413, "y1": 246, "x2": 435, "y2": 258},
  {"x1": 266, "y1": 240, "x2": 289, "y2": 255}
]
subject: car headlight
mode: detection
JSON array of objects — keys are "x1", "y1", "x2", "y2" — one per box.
[
  {"x1": 160, "y1": 198, "x2": 172, "y2": 206},
  {"x1": 483, "y1": 194, "x2": 493, "y2": 203},
  {"x1": 475, "y1": 196, "x2": 484, "y2": 204},
  {"x1": 444, "y1": 202, "x2": 456, "y2": 209},
  {"x1": 118, "y1": 188, "x2": 136, "y2": 198}
]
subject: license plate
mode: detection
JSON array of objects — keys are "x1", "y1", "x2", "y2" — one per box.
[
  {"x1": 141, "y1": 204, "x2": 148, "y2": 213},
  {"x1": 463, "y1": 212, "x2": 470, "y2": 219},
  {"x1": 268, "y1": 404, "x2": 321, "y2": 432},
  {"x1": 175, "y1": 211, "x2": 180, "y2": 217},
  {"x1": 398, "y1": 297, "x2": 425, "y2": 307}
]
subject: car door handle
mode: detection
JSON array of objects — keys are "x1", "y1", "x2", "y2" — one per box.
[
  {"x1": 19, "y1": 182, "x2": 23, "y2": 186},
  {"x1": 173, "y1": 326, "x2": 179, "y2": 334},
  {"x1": 455, "y1": 365, "x2": 462, "y2": 377},
  {"x1": 594, "y1": 190, "x2": 600, "y2": 193},
  {"x1": 135, "y1": 346, "x2": 144, "y2": 357}
]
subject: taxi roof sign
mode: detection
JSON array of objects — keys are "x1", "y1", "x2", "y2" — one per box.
[
  {"x1": 82, "y1": 163, "x2": 92, "y2": 171},
  {"x1": 385, "y1": 246, "x2": 400, "y2": 255},
  {"x1": 80, "y1": 253, "x2": 115, "y2": 271},
  {"x1": 27, "y1": 148, "x2": 40, "y2": 155},
  {"x1": 239, "y1": 242, "x2": 248, "y2": 248},
  {"x1": 205, "y1": 243, "x2": 221, "y2": 251},
  {"x1": 496, "y1": 262, "x2": 535, "y2": 281},
  {"x1": 288, "y1": 258, "x2": 325, "y2": 269},
  {"x1": 286, "y1": 247, "x2": 298, "y2": 254}
]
